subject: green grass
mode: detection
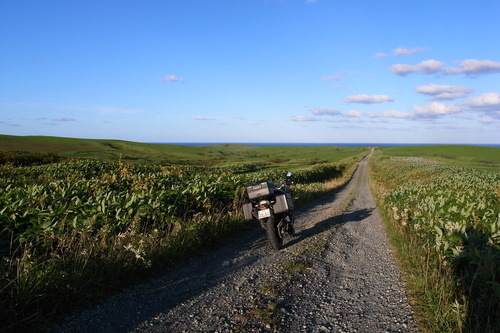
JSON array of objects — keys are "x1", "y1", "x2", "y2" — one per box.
[
  {"x1": 369, "y1": 147, "x2": 500, "y2": 333},
  {"x1": 0, "y1": 134, "x2": 368, "y2": 166},
  {"x1": 0, "y1": 135, "x2": 367, "y2": 332},
  {"x1": 379, "y1": 145, "x2": 500, "y2": 170},
  {"x1": 3, "y1": 136, "x2": 496, "y2": 332},
  {"x1": 0, "y1": 134, "x2": 212, "y2": 164}
]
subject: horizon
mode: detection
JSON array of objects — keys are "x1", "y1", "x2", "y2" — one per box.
[
  {"x1": 152, "y1": 140, "x2": 499, "y2": 145},
  {"x1": 1, "y1": 1, "x2": 499, "y2": 144},
  {"x1": 151, "y1": 142, "x2": 500, "y2": 148},
  {"x1": 3, "y1": 133, "x2": 499, "y2": 148}
]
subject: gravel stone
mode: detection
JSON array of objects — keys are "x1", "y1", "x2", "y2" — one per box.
[{"x1": 46, "y1": 153, "x2": 418, "y2": 332}]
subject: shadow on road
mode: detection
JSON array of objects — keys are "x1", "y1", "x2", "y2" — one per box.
[
  {"x1": 283, "y1": 154, "x2": 373, "y2": 250},
  {"x1": 341, "y1": 207, "x2": 375, "y2": 223},
  {"x1": 284, "y1": 208, "x2": 375, "y2": 249}
]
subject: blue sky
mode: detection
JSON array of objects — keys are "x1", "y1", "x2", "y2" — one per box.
[{"x1": 1, "y1": 0, "x2": 500, "y2": 144}]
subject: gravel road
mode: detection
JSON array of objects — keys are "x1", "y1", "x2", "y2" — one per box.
[{"x1": 48, "y1": 154, "x2": 418, "y2": 333}]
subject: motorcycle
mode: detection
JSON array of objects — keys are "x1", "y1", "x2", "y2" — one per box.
[{"x1": 242, "y1": 172, "x2": 295, "y2": 250}]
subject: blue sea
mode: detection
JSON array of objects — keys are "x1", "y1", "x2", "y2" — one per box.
[{"x1": 153, "y1": 142, "x2": 500, "y2": 148}]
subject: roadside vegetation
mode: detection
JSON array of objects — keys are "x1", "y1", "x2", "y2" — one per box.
[
  {"x1": 369, "y1": 146, "x2": 500, "y2": 333},
  {"x1": 0, "y1": 135, "x2": 367, "y2": 332}
]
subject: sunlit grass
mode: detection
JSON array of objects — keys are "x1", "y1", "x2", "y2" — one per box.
[
  {"x1": 0, "y1": 150, "x2": 361, "y2": 331},
  {"x1": 369, "y1": 148, "x2": 500, "y2": 333}
]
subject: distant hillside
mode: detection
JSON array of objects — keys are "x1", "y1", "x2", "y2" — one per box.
[
  {"x1": 0, "y1": 134, "x2": 369, "y2": 166},
  {"x1": 0, "y1": 134, "x2": 216, "y2": 164}
]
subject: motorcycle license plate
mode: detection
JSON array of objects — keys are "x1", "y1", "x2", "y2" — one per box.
[{"x1": 258, "y1": 208, "x2": 271, "y2": 219}]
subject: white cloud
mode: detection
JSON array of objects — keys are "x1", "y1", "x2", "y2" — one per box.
[
  {"x1": 161, "y1": 75, "x2": 184, "y2": 82},
  {"x1": 390, "y1": 59, "x2": 444, "y2": 75},
  {"x1": 463, "y1": 92, "x2": 500, "y2": 109},
  {"x1": 479, "y1": 117, "x2": 495, "y2": 124},
  {"x1": 416, "y1": 84, "x2": 474, "y2": 101},
  {"x1": 443, "y1": 59, "x2": 500, "y2": 75},
  {"x1": 290, "y1": 116, "x2": 321, "y2": 122},
  {"x1": 426, "y1": 92, "x2": 471, "y2": 101},
  {"x1": 346, "y1": 109, "x2": 362, "y2": 117},
  {"x1": 383, "y1": 109, "x2": 413, "y2": 118},
  {"x1": 453, "y1": 114, "x2": 474, "y2": 120},
  {"x1": 391, "y1": 58, "x2": 500, "y2": 76},
  {"x1": 462, "y1": 92, "x2": 500, "y2": 119},
  {"x1": 413, "y1": 102, "x2": 462, "y2": 118},
  {"x1": 192, "y1": 116, "x2": 215, "y2": 120},
  {"x1": 311, "y1": 108, "x2": 341, "y2": 116},
  {"x1": 53, "y1": 117, "x2": 77, "y2": 121},
  {"x1": 374, "y1": 46, "x2": 428, "y2": 58},
  {"x1": 366, "y1": 109, "x2": 413, "y2": 119},
  {"x1": 324, "y1": 118, "x2": 351, "y2": 123},
  {"x1": 327, "y1": 124, "x2": 364, "y2": 129},
  {"x1": 343, "y1": 94, "x2": 394, "y2": 104},
  {"x1": 392, "y1": 46, "x2": 429, "y2": 55}
]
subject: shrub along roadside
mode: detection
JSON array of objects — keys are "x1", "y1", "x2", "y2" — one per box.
[
  {"x1": 369, "y1": 152, "x2": 500, "y2": 333},
  {"x1": 0, "y1": 151, "x2": 60, "y2": 167},
  {"x1": 0, "y1": 158, "x2": 359, "y2": 332}
]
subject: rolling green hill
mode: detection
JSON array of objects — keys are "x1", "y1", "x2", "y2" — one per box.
[{"x1": 0, "y1": 134, "x2": 369, "y2": 166}]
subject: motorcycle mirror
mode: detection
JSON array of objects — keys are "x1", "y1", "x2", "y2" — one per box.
[{"x1": 286, "y1": 172, "x2": 292, "y2": 177}]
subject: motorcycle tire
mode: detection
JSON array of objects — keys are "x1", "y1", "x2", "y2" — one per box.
[{"x1": 265, "y1": 215, "x2": 283, "y2": 250}]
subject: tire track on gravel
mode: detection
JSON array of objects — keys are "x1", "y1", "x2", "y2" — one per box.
[
  {"x1": 47, "y1": 153, "x2": 418, "y2": 333},
  {"x1": 279, "y1": 153, "x2": 418, "y2": 333}
]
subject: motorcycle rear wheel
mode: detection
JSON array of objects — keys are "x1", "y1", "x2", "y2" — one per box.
[{"x1": 265, "y1": 215, "x2": 283, "y2": 250}]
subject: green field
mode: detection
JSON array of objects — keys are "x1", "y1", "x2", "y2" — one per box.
[
  {"x1": 370, "y1": 146, "x2": 500, "y2": 333},
  {"x1": 380, "y1": 145, "x2": 500, "y2": 170},
  {"x1": 1, "y1": 134, "x2": 498, "y2": 332},
  {"x1": 0, "y1": 134, "x2": 367, "y2": 166},
  {"x1": 0, "y1": 134, "x2": 368, "y2": 331}
]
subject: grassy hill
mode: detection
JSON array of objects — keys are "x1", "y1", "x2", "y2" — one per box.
[{"x1": 0, "y1": 134, "x2": 369, "y2": 166}]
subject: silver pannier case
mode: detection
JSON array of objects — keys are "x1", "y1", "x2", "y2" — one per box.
[
  {"x1": 273, "y1": 193, "x2": 294, "y2": 214},
  {"x1": 246, "y1": 181, "x2": 275, "y2": 200},
  {"x1": 242, "y1": 202, "x2": 254, "y2": 221}
]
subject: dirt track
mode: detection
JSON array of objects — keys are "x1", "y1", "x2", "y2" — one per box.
[{"x1": 49, "y1": 153, "x2": 418, "y2": 332}]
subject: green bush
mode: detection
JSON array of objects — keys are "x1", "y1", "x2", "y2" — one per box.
[{"x1": 0, "y1": 151, "x2": 60, "y2": 166}]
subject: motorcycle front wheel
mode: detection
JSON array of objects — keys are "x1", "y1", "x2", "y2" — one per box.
[{"x1": 265, "y1": 215, "x2": 283, "y2": 250}]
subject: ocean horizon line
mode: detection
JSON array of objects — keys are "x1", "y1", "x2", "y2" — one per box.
[{"x1": 149, "y1": 142, "x2": 500, "y2": 148}]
